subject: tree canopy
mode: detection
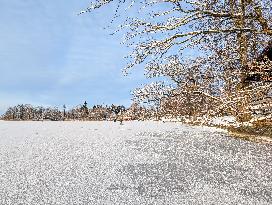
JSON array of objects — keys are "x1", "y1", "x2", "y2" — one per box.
[{"x1": 82, "y1": 0, "x2": 272, "y2": 120}]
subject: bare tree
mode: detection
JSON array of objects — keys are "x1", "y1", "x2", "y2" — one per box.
[
  {"x1": 82, "y1": 0, "x2": 271, "y2": 68},
  {"x1": 82, "y1": 0, "x2": 272, "y2": 120}
]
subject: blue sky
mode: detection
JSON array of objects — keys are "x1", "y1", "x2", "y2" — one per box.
[{"x1": 0, "y1": 0, "x2": 149, "y2": 114}]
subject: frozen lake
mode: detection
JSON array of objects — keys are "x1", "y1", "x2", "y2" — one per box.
[{"x1": 0, "y1": 121, "x2": 271, "y2": 204}]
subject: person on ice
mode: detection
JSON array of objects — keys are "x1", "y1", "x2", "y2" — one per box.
[{"x1": 111, "y1": 105, "x2": 125, "y2": 125}]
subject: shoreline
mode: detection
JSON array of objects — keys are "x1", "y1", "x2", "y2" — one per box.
[{"x1": 1, "y1": 119, "x2": 271, "y2": 144}]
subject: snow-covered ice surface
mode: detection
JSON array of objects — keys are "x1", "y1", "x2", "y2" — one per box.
[{"x1": 0, "y1": 121, "x2": 271, "y2": 205}]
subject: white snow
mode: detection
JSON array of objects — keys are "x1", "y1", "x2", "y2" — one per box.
[{"x1": 0, "y1": 121, "x2": 271, "y2": 204}]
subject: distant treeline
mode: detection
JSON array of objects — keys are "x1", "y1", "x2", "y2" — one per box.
[{"x1": 0, "y1": 102, "x2": 154, "y2": 121}]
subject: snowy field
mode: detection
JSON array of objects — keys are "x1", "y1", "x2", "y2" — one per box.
[{"x1": 0, "y1": 121, "x2": 271, "y2": 205}]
